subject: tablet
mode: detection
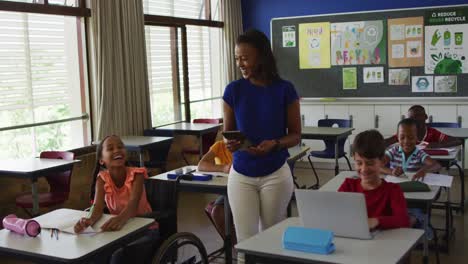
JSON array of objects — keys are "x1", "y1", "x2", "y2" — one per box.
[
  {"x1": 222, "y1": 131, "x2": 253, "y2": 150},
  {"x1": 222, "y1": 131, "x2": 246, "y2": 141}
]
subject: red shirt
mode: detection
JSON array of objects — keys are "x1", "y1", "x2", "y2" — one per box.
[
  {"x1": 391, "y1": 126, "x2": 448, "y2": 143},
  {"x1": 338, "y1": 178, "x2": 410, "y2": 229},
  {"x1": 422, "y1": 126, "x2": 448, "y2": 142}
]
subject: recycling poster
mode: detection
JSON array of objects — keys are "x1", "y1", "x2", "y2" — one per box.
[{"x1": 425, "y1": 8, "x2": 468, "y2": 74}]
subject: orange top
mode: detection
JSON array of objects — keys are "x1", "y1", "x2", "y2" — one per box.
[
  {"x1": 210, "y1": 140, "x2": 233, "y2": 165},
  {"x1": 98, "y1": 167, "x2": 152, "y2": 216}
]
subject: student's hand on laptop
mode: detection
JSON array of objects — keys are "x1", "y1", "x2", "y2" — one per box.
[
  {"x1": 392, "y1": 167, "x2": 404, "y2": 176},
  {"x1": 412, "y1": 170, "x2": 426, "y2": 181},
  {"x1": 368, "y1": 218, "x2": 379, "y2": 230}
]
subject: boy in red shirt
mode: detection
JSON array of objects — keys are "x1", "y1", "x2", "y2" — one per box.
[
  {"x1": 339, "y1": 130, "x2": 410, "y2": 230},
  {"x1": 384, "y1": 105, "x2": 461, "y2": 148}
]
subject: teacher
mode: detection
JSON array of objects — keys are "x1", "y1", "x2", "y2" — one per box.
[{"x1": 223, "y1": 29, "x2": 301, "y2": 257}]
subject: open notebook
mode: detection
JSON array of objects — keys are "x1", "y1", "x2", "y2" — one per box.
[
  {"x1": 384, "y1": 173, "x2": 453, "y2": 188},
  {"x1": 36, "y1": 209, "x2": 116, "y2": 235}
]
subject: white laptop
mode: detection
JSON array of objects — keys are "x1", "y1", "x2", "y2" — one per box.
[{"x1": 295, "y1": 190, "x2": 373, "y2": 239}]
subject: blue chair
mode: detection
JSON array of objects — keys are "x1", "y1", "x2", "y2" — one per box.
[
  {"x1": 427, "y1": 122, "x2": 460, "y2": 128},
  {"x1": 307, "y1": 119, "x2": 353, "y2": 188}
]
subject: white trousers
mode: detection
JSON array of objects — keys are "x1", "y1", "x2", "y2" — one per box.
[{"x1": 227, "y1": 162, "x2": 294, "y2": 243}]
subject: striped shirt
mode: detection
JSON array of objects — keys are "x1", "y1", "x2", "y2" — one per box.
[{"x1": 385, "y1": 145, "x2": 429, "y2": 172}]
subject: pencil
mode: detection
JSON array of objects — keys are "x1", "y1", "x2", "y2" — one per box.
[{"x1": 87, "y1": 204, "x2": 95, "y2": 218}]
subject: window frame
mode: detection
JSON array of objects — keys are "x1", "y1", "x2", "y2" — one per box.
[
  {"x1": 0, "y1": 0, "x2": 90, "y2": 17},
  {"x1": 144, "y1": 0, "x2": 224, "y2": 126},
  {"x1": 0, "y1": 0, "x2": 92, "y2": 152}
]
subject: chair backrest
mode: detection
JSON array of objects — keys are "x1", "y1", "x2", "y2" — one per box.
[
  {"x1": 193, "y1": 118, "x2": 222, "y2": 155},
  {"x1": 40, "y1": 151, "x2": 75, "y2": 195},
  {"x1": 318, "y1": 119, "x2": 352, "y2": 154},
  {"x1": 318, "y1": 119, "x2": 351, "y2": 128},
  {"x1": 427, "y1": 122, "x2": 460, "y2": 128}
]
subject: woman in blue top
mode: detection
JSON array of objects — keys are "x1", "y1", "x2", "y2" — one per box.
[{"x1": 223, "y1": 29, "x2": 301, "y2": 255}]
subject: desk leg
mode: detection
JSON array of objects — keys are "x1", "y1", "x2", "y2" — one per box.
[
  {"x1": 423, "y1": 202, "x2": 430, "y2": 264},
  {"x1": 224, "y1": 196, "x2": 232, "y2": 264},
  {"x1": 245, "y1": 254, "x2": 254, "y2": 264},
  {"x1": 31, "y1": 179, "x2": 39, "y2": 215},
  {"x1": 139, "y1": 151, "x2": 144, "y2": 167},
  {"x1": 334, "y1": 140, "x2": 339, "y2": 175}
]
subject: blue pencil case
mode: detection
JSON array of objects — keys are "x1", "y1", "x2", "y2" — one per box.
[
  {"x1": 167, "y1": 173, "x2": 213, "y2": 181},
  {"x1": 283, "y1": 226, "x2": 335, "y2": 255}
]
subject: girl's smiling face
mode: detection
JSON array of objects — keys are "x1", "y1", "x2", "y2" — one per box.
[{"x1": 100, "y1": 136, "x2": 126, "y2": 168}]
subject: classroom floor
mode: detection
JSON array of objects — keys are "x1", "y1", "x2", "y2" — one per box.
[{"x1": 3, "y1": 163, "x2": 468, "y2": 264}]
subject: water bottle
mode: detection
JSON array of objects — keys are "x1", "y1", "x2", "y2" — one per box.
[{"x1": 2, "y1": 214, "x2": 41, "y2": 237}]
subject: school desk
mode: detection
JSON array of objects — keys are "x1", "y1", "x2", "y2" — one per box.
[
  {"x1": 301, "y1": 126, "x2": 355, "y2": 175},
  {"x1": 0, "y1": 208, "x2": 154, "y2": 263},
  {"x1": 120, "y1": 136, "x2": 173, "y2": 167},
  {"x1": 144, "y1": 122, "x2": 222, "y2": 157},
  {"x1": 235, "y1": 217, "x2": 423, "y2": 264},
  {"x1": 320, "y1": 171, "x2": 441, "y2": 264},
  {"x1": 149, "y1": 145, "x2": 309, "y2": 264},
  {"x1": 0, "y1": 158, "x2": 80, "y2": 215}
]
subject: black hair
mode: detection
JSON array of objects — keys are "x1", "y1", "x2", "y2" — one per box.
[
  {"x1": 89, "y1": 135, "x2": 113, "y2": 201},
  {"x1": 408, "y1": 105, "x2": 426, "y2": 113},
  {"x1": 352, "y1": 130, "x2": 385, "y2": 159},
  {"x1": 397, "y1": 118, "x2": 418, "y2": 130},
  {"x1": 236, "y1": 29, "x2": 280, "y2": 83}
]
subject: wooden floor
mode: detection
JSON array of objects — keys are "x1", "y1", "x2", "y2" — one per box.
[{"x1": 3, "y1": 163, "x2": 468, "y2": 263}]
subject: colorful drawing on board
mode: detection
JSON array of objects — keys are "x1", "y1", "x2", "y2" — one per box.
[
  {"x1": 331, "y1": 20, "x2": 386, "y2": 65},
  {"x1": 389, "y1": 69, "x2": 410, "y2": 85},
  {"x1": 363, "y1": 67, "x2": 384, "y2": 83},
  {"x1": 424, "y1": 8, "x2": 468, "y2": 74},
  {"x1": 387, "y1": 17, "x2": 424, "y2": 67},
  {"x1": 425, "y1": 25, "x2": 468, "y2": 74},
  {"x1": 282, "y1": 26, "x2": 296, "y2": 47},
  {"x1": 412, "y1": 76, "x2": 434, "y2": 93},
  {"x1": 342, "y1": 67, "x2": 357, "y2": 90},
  {"x1": 299, "y1": 22, "x2": 331, "y2": 69},
  {"x1": 434, "y1": 76, "x2": 457, "y2": 93}
]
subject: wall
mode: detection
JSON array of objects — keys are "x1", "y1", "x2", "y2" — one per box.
[{"x1": 241, "y1": 0, "x2": 468, "y2": 39}]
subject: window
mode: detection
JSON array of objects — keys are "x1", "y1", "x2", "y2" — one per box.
[
  {"x1": 0, "y1": 3, "x2": 89, "y2": 158},
  {"x1": 143, "y1": 0, "x2": 223, "y2": 127}
]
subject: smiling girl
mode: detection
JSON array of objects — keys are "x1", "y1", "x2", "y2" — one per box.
[{"x1": 74, "y1": 135, "x2": 158, "y2": 264}]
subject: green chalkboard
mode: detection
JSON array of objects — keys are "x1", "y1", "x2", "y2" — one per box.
[{"x1": 271, "y1": 5, "x2": 468, "y2": 98}]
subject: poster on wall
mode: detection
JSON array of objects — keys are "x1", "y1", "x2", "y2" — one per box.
[
  {"x1": 299, "y1": 22, "x2": 331, "y2": 69},
  {"x1": 342, "y1": 67, "x2": 357, "y2": 90},
  {"x1": 434, "y1": 76, "x2": 457, "y2": 93},
  {"x1": 412, "y1": 76, "x2": 434, "y2": 92},
  {"x1": 389, "y1": 69, "x2": 411, "y2": 85},
  {"x1": 363, "y1": 67, "x2": 384, "y2": 83},
  {"x1": 282, "y1": 26, "x2": 296, "y2": 47},
  {"x1": 425, "y1": 8, "x2": 468, "y2": 74},
  {"x1": 388, "y1": 17, "x2": 424, "y2": 67},
  {"x1": 331, "y1": 20, "x2": 386, "y2": 65}
]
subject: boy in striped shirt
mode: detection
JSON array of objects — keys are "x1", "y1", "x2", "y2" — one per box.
[
  {"x1": 382, "y1": 118, "x2": 441, "y2": 239},
  {"x1": 382, "y1": 118, "x2": 441, "y2": 179}
]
